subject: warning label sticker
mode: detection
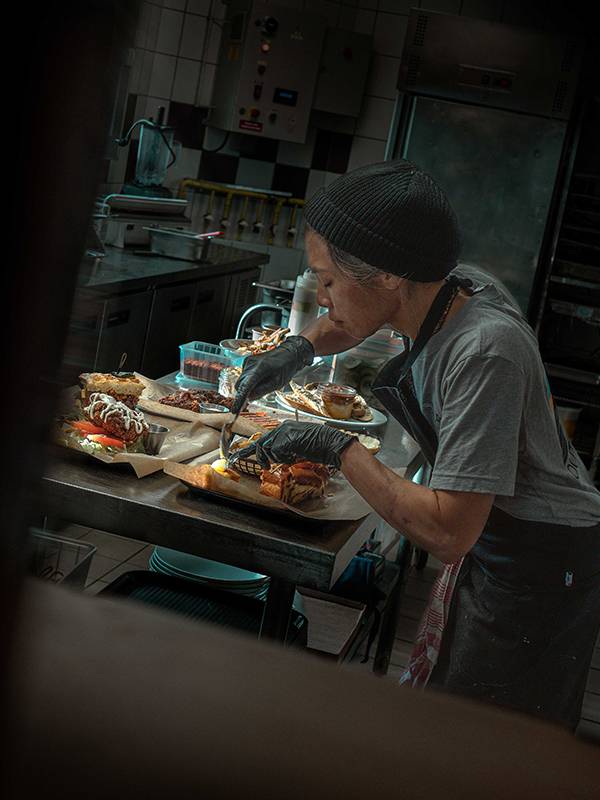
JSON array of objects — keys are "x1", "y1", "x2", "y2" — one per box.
[{"x1": 239, "y1": 119, "x2": 263, "y2": 132}]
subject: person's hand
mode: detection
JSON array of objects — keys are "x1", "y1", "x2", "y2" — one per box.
[
  {"x1": 229, "y1": 420, "x2": 356, "y2": 469},
  {"x1": 231, "y1": 336, "x2": 315, "y2": 414}
]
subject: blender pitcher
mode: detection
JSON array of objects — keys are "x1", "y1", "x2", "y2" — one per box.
[
  {"x1": 117, "y1": 105, "x2": 178, "y2": 197},
  {"x1": 135, "y1": 118, "x2": 175, "y2": 190}
]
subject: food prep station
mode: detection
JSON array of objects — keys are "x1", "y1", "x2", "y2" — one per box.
[
  {"x1": 46, "y1": 338, "x2": 418, "y2": 660},
  {"x1": 7, "y1": 2, "x2": 600, "y2": 794},
  {"x1": 46, "y1": 210, "x2": 423, "y2": 665}
]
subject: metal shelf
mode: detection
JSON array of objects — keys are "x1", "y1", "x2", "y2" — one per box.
[
  {"x1": 562, "y1": 223, "x2": 600, "y2": 235},
  {"x1": 548, "y1": 299, "x2": 600, "y2": 323},
  {"x1": 553, "y1": 259, "x2": 599, "y2": 280},
  {"x1": 558, "y1": 237, "x2": 600, "y2": 252},
  {"x1": 545, "y1": 363, "x2": 600, "y2": 386},
  {"x1": 552, "y1": 394, "x2": 600, "y2": 411},
  {"x1": 549, "y1": 275, "x2": 600, "y2": 290},
  {"x1": 569, "y1": 193, "x2": 600, "y2": 201}
]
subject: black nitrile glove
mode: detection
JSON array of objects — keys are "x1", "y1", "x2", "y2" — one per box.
[
  {"x1": 231, "y1": 335, "x2": 315, "y2": 414},
  {"x1": 229, "y1": 420, "x2": 356, "y2": 469}
]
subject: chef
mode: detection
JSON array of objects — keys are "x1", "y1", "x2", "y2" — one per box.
[{"x1": 231, "y1": 160, "x2": 600, "y2": 729}]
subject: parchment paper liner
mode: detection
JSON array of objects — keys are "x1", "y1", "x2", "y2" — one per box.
[
  {"x1": 164, "y1": 450, "x2": 407, "y2": 521},
  {"x1": 56, "y1": 386, "x2": 221, "y2": 478},
  {"x1": 135, "y1": 373, "x2": 291, "y2": 437}
]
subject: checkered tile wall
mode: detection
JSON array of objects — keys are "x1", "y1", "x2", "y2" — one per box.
[{"x1": 101, "y1": 0, "x2": 555, "y2": 280}]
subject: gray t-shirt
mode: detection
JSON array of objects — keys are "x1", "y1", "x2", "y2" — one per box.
[{"x1": 410, "y1": 264, "x2": 600, "y2": 527}]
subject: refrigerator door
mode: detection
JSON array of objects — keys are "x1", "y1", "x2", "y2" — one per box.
[{"x1": 395, "y1": 96, "x2": 566, "y2": 313}]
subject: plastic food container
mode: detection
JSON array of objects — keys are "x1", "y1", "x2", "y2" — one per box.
[
  {"x1": 28, "y1": 529, "x2": 97, "y2": 589},
  {"x1": 177, "y1": 341, "x2": 233, "y2": 385}
]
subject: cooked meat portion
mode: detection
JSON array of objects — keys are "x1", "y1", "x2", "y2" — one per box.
[
  {"x1": 260, "y1": 461, "x2": 330, "y2": 505},
  {"x1": 159, "y1": 389, "x2": 233, "y2": 412},
  {"x1": 84, "y1": 393, "x2": 148, "y2": 443},
  {"x1": 182, "y1": 358, "x2": 225, "y2": 383}
]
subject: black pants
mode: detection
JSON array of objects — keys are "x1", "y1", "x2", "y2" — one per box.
[{"x1": 429, "y1": 554, "x2": 600, "y2": 729}]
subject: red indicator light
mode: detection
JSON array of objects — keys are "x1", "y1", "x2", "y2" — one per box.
[{"x1": 260, "y1": 42, "x2": 271, "y2": 53}]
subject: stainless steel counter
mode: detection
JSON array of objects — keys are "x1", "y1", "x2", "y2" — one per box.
[{"x1": 80, "y1": 242, "x2": 269, "y2": 294}]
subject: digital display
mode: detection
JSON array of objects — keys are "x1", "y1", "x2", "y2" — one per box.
[{"x1": 273, "y1": 87, "x2": 298, "y2": 107}]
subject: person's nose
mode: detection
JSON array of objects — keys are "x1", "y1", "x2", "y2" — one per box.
[{"x1": 316, "y1": 286, "x2": 331, "y2": 309}]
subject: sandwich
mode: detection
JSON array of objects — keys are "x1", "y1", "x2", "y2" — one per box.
[
  {"x1": 259, "y1": 461, "x2": 330, "y2": 505},
  {"x1": 80, "y1": 372, "x2": 144, "y2": 409},
  {"x1": 61, "y1": 392, "x2": 149, "y2": 455},
  {"x1": 82, "y1": 392, "x2": 149, "y2": 443}
]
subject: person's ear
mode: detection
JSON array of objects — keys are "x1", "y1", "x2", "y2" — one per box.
[{"x1": 376, "y1": 271, "x2": 403, "y2": 291}]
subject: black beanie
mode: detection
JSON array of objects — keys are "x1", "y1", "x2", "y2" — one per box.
[{"x1": 304, "y1": 159, "x2": 462, "y2": 282}]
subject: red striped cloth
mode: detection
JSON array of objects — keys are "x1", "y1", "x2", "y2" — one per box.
[{"x1": 399, "y1": 557, "x2": 464, "y2": 688}]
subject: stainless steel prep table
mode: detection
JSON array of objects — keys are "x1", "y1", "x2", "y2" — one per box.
[
  {"x1": 42, "y1": 448, "x2": 376, "y2": 641},
  {"x1": 41, "y1": 427, "x2": 421, "y2": 647}
]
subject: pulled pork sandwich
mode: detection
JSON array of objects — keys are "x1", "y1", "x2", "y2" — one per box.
[
  {"x1": 80, "y1": 372, "x2": 144, "y2": 409},
  {"x1": 259, "y1": 461, "x2": 330, "y2": 505}
]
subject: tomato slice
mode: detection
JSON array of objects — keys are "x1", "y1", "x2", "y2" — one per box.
[
  {"x1": 86, "y1": 434, "x2": 126, "y2": 449},
  {"x1": 69, "y1": 420, "x2": 106, "y2": 435}
]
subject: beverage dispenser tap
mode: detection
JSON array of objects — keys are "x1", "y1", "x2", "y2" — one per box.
[
  {"x1": 252, "y1": 198, "x2": 265, "y2": 234},
  {"x1": 220, "y1": 191, "x2": 234, "y2": 229},
  {"x1": 287, "y1": 204, "x2": 298, "y2": 248},
  {"x1": 203, "y1": 190, "x2": 215, "y2": 231},
  {"x1": 236, "y1": 195, "x2": 250, "y2": 240},
  {"x1": 268, "y1": 198, "x2": 285, "y2": 245}
]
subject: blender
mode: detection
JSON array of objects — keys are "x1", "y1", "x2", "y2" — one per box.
[{"x1": 117, "y1": 106, "x2": 177, "y2": 198}]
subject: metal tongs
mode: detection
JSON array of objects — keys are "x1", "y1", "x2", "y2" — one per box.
[{"x1": 219, "y1": 399, "x2": 247, "y2": 463}]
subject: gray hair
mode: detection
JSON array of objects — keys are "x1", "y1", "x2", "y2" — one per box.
[
  {"x1": 306, "y1": 223, "x2": 384, "y2": 285},
  {"x1": 326, "y1": 242, "x2": 384, "y2": 285}
]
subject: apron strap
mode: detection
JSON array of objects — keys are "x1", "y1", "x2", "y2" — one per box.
[{"x1": 372, "y1": 275, "x2": 473, "y2": 466}]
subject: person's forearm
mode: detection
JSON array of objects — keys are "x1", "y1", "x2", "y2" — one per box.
[
  {"x1": 300, "y1": 314, "x2": 361, "y2": 356},
  {"x1": 340, "y1": 442, "x2": 470, "y2": 564}
]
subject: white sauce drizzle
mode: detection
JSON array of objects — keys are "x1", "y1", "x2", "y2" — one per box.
[{"x1": 84, "y1": 393, "x2": 146, "y2": 434}]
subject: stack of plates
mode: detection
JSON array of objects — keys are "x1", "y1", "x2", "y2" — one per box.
[{"x1": 149, "y1": 547, "x2": 269, "y2": 600}]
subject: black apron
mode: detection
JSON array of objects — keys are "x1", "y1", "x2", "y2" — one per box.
[{"x1": 372, "y1": 276, "x2": 600, "y2": 729}]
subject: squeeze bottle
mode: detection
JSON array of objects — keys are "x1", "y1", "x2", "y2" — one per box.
[{"x1": 288, "y1": 269, "x2": 319, "y2": 335}]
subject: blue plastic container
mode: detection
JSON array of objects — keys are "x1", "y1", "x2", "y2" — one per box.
[{"x1": 177, "y1": 341, "x2": 233, "y2": 385}]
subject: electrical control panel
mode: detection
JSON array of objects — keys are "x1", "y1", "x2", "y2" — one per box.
[{"x1": 210, "y1": 0, "x2": 327, "y2": 143}]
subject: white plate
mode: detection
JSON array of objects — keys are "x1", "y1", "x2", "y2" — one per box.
[
  {"x1": 275, "y1": 393, "x2": 387, "y2": 430},
  {"x1": 153, "y1": 547, "x2": 266, "y2": 583},
  {"x1": 150, "y1": 557, "x2": 269, "y2": 598}
]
